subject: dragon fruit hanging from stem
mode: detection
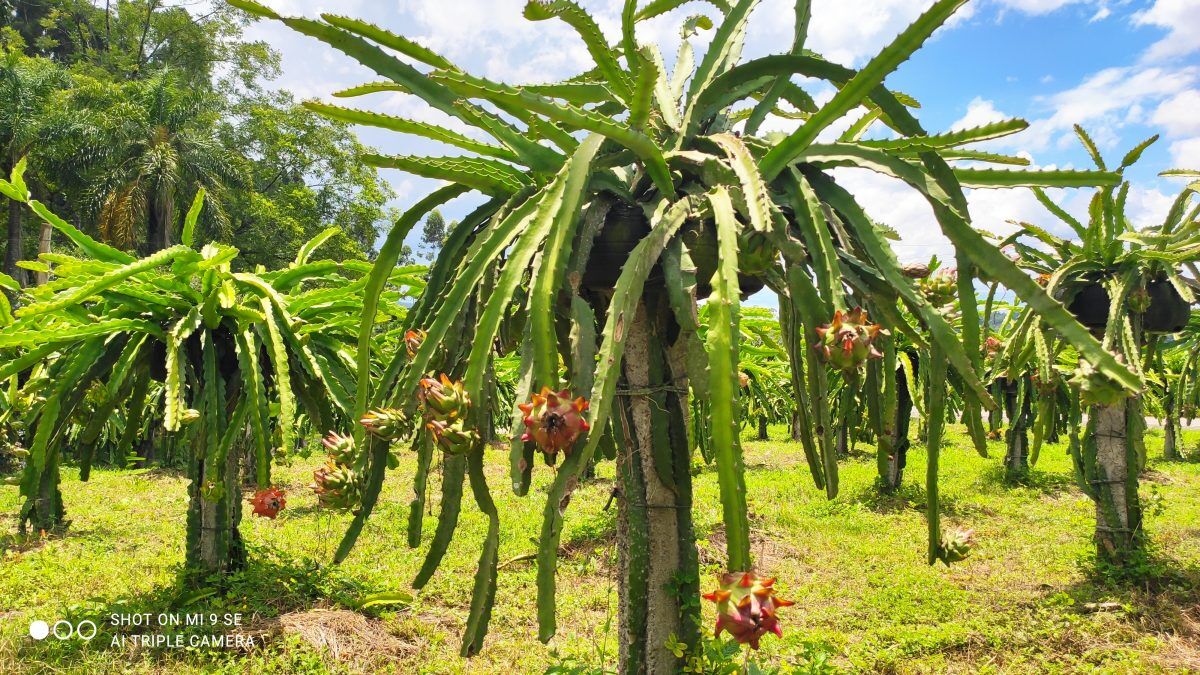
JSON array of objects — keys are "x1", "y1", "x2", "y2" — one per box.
[
  {"x1": 814, "y1": 307, "x2": 885, "y2": 373},
  {"x1": 702, "y1": 572, "x2": 794, "y2": 650},
  {"x1": 519, "y1": 386, "x2": 590, "y2": 464}
]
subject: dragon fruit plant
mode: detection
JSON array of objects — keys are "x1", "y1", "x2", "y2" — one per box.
[
  {"x1": 0, "y1": 167, "x2": 416, "y2": 578},
  {"x1": 231, "y1": 0, "x2": 1131, "y2": 666},
  {"x1": 998, "y1": 133, "x2": 1200, "y2": 566}
]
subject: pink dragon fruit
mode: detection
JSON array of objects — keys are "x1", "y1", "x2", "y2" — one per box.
[
  {"x1": 703, "y1": 572, "x2": 794, "y2": 650},
  {"x1": 519, "y1": 387, "x2": 590, "y2": 463},
  {"x1": 814, "y1": 307, "x2": 884, "y2": 372}
]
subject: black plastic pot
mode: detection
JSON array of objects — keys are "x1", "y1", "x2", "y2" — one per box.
[
  {"x1": 1056, "y1": 277, "x2": 1191, "y2": 334},
  {"x1": 1144, "y1": 279, "x2": 1190, "y2": 334},
  {"x1": 1059, "y1": 281, "x2": 1110, "y2": 330}
]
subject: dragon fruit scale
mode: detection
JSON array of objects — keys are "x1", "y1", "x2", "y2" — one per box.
[
  {"x1": 519, "y1": 387, "x2": 590, "y2": 462},
  {"x1": 703, "y1": 572, "x2": 794, "y2": 650},
  {"x1": 814, "y1": 307, "x2": 884, "y2": 372}
]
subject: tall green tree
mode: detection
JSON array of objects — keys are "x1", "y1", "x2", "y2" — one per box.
[
  {"x1": 218, "y1": 92, "x2": 397, "y2": 268},
  {"x1": 43, "y1": 69, "x2": 244, "y2": 253},
  {"x1": 0, "y1": 41, "x2": 67, "y2": 287}
]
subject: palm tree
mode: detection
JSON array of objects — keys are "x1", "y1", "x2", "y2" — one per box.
[{"x1": 45, "y1": 70, "x2": 244, "y2": 254}]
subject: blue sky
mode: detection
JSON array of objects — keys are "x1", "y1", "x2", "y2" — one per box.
[{"x1": 241, "y1": 0, "x2": 1200, "y2": 283}]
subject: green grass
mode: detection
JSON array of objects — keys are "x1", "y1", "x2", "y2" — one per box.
[{"x1": 2, "y1": 426, "x2": 1198, "y2": 673}]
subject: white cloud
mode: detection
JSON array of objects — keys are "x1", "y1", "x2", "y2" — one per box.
[
  {"x1": 1089, "y1": 6, "x2": 1111, "y2": 21},
  {"x1": 1020, "y1": 65, "x2": 1199, "y2": 151},
  {"x1": 1132, "y1": 0, "x2": 1200, "y2": 63},
  {"x1": 992, "y1": 0, "x2": 1097, "y2": 16},
  {"x1": 1151, "y1": 90, "x2": 1200, "y2": 137},
  {"x1": 1169, "y1": 137, "x2": 1200, "y2": 169},
  {"x1": 951, "y1": 97, "x2": 1009, "y2": 131}
]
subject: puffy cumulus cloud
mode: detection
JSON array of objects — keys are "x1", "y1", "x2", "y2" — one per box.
[
  {"x1": 1151, "y1": 90, "x2": 1200, "y2": 137},
  {"x1": 1020, "y1": 65, "x2": 1199, "y2": 151},
  {"x1": 1168, "y1": 137, "x2": 1200, "y2": 169},
  {"x1": 951, "y1": 97, "x2": 1010, "y2": 132},
  {"x1": 1133, "y1": 0, "x2": 1200, "y2": 63}
]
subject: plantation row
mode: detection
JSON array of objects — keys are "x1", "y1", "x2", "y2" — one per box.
[{"x1": 2, "y1": 0, "x2": 1198, "y2": 672}]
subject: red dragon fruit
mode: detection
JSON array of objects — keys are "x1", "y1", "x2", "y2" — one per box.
[
  {"x1": 814, "y1": 307, "x2": 884, "y2": 372},
  {"x1": 519, "y1": 386, "x2": 590, "y2": 463},
  {"x1": 250, "y1": 487, "x2": 286, "y2": 519},
  {"x1": 703, "y1": 572, "x2": 794, "y2": 650}
]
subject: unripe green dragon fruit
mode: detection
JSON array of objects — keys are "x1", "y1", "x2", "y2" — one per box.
[
  {"x1": 250, "y1": 487, "x2": 286, "y2": 519},
  {"x1": 321, "y1": 431, "x2": 357, "y2": 465},
  {"x1": 702, "y1": 572, "x2": 794, "y2": 650},
  {"x1": 360, "y1": 407, "x2": 408, "y2": 441},
  {"x1": 919, "y1": 269, "x2": 958, "y2": 307},
  {"x1": 312, "y1": 460, "x2": 362, "y2": 510},
  {"x1": 814, "y1": 307, "x2": 884, "y2": 372},
  {"x1": 519, "y1": 386, "x2": 590, "y2": 463},
  {"x1": 938, "y1": 528, "x2": 975, "y2": 563},
  {"x1": 404, "y1": 329, "x2": 426, "y2": 358},
  {"x1": 1070, "y1": 361, "x2": 1130, "y2": 407},
  {"x1": 426, "y1": 418, "x2": 481, "y2": 454},
  {"x1": 418, "y1": 374, "x2": 470, "y2": 421}
]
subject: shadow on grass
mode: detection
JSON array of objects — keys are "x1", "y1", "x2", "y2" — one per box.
[
  {"x1": 976, "y1": 463, "x2": 1077, "y2": 496},
  {"x1": 848, "y1": 481, "x2": 976, "y2": 518},
  {"x1": 1050, "y1": 550, "x2": 1200, "y2": 648},
  {"x1": 0, "y1": 521, "x2": 117, "y2": 555}
]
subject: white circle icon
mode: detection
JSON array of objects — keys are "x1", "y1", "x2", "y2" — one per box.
[{"x1": 29, "y1": 620, "x2": 49, "y2": 640}]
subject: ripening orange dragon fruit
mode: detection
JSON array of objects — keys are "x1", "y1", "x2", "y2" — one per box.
[
  {"x1": 814, "y1": 307, "x2": 884, "y2": 372},
  {"x1": 404, "y1": 329, "x2": 426, "y2": 358},
  {"x1": 703, "y1": 572, "x2": 794, "y2": 649},
  {"x1": 250, "y1": 487, "x2": 286, "y2": 519},
  {"x1": 519, "y1": 386, "x2": 590, "y2": 463}
]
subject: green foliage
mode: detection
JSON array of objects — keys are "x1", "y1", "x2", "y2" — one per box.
[{"x1": 246, "y1": 0, "x2": 1132, "y2": 661}]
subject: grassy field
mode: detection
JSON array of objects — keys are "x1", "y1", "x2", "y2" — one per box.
[{"x1": 1, "y1": 425, "x2": 1198, "y2": 673}]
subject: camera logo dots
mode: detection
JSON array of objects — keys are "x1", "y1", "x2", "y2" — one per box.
[{"x1": 28, "y1": 619, "x2": 97, "y2": 641}]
